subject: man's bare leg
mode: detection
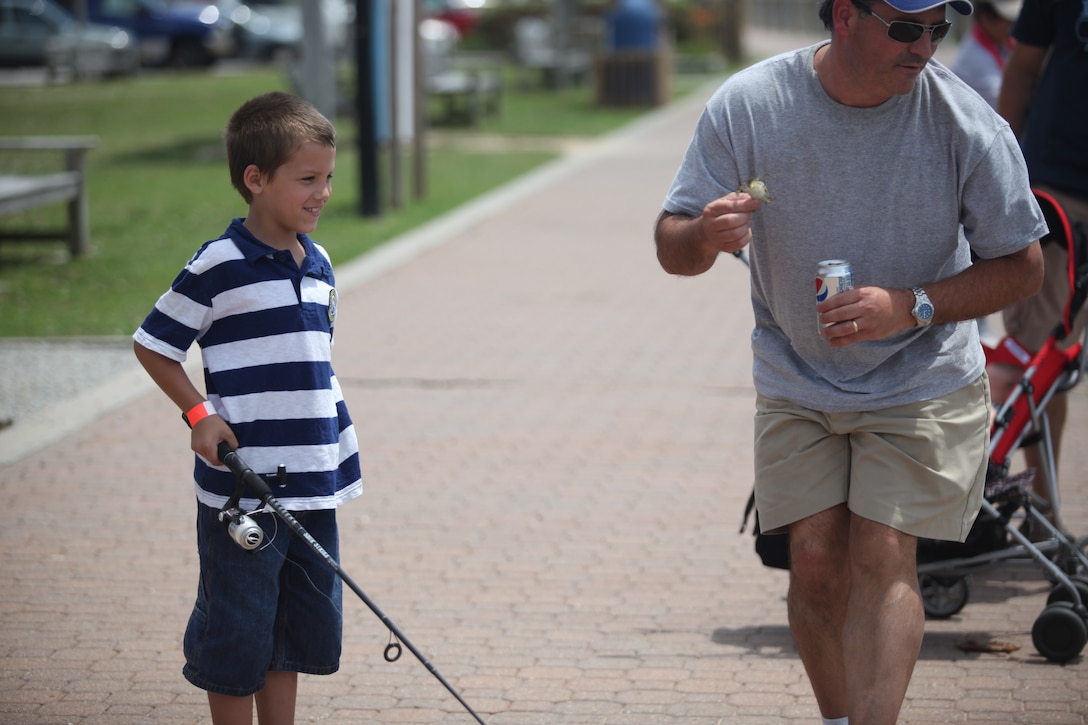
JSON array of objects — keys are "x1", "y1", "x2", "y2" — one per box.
[
  {"x1": 843, "y1": 516, "x2": 923, "y2": 724},
  {"x1": 788, "y1": 504, "x2": 851, "y2": 719}
]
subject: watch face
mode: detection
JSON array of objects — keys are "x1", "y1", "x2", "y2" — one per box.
[{"x1": 917, "y1": 304, "x2": 934, "y2": 321}]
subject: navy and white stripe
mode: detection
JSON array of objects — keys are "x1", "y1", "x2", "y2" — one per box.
[{"x1": 134, "y1": 218, "x2": 362, "y2": 511}]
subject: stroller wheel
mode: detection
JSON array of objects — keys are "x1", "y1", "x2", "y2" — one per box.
[
  {"x1": 919, "y1": 574, "x2": 970, "y2": 619},
  {"x1": 1032, "y1": 602, "x2": 1088, "y2": 663},
  {"x1": 1046, "y1": 575, "x2": 1088, "y2": 608}
]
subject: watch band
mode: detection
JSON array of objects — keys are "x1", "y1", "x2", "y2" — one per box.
[{"x1": 911, "y1": 287, "x2": 934, "y2": 327}]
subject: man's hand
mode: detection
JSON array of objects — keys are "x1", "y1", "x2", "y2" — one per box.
[
  {"x1": 699, "y1": 192, "x2": 763, "y2": 257},
  {"x1": 817, "y1": 287, "x2": 916, "y2": 347},
  {"x1": 655, "y1": 191, "x2": 762, "y2": 276}
]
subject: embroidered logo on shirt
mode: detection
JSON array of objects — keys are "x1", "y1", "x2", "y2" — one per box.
[{"x1": 328, "y1": 289, "x2": 338, "y2": 324}]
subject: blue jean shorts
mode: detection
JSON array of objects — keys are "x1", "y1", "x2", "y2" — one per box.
[{"x1": 183, "y1": 503, "x2": 343, "y2": 697}]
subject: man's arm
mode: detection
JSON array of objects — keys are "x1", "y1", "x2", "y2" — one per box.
[
  {"x1": 925, "y1": 243, "x2": 1044, "y2": 324},
  {"x1": 654, "y1": 193, "x2": 762, "y2": 276},
  {"x1": 998, "y1": 42, "x2": 1048, "y2": 137}
]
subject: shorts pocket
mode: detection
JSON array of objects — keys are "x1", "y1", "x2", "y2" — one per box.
[{"x1": 183, "y1": 598, "x2": 208, "y2": 667}]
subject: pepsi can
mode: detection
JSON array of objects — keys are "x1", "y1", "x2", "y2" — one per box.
[{"x1": 816, "y1": 260, "x2": 854, "y2": 329}]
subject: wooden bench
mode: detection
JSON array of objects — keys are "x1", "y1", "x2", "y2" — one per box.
[
  {"x1": 513, "y1": 17, "x2": 592, "y2": 89},
  {"x1": 427, "y1": 56, "x2": 503, "y2": 125},
  {"x1": 0, "y1": 136, "x2": 98, "y2": 258},
  {"x1": 420, "y1": 20, "x2": 503, "y2": 126}
]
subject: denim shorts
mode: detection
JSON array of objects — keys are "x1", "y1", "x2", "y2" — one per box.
[{"x1": 182, "y1": 503, "x2": 343, "y2": 697}]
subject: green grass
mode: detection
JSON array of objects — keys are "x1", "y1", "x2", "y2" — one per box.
[{"x1": 0, "y1": 64, "x2": 723, "y2": 337}]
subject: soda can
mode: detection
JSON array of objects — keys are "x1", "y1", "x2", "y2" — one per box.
[{"x1": 816, "y1": 260, "x2": 854, "y2": 329}]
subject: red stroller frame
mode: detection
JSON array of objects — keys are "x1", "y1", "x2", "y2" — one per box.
[{"x1": 917, "y1": 189, "x2": 1088, "y2": 662}]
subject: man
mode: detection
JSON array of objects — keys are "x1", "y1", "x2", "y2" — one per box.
[
  {"x1": 655, "y1": 1, "x2": 1045, "y2": 723},
  {"x1": 996, "y1": 0, "x2": 1088, "y2": 524}
]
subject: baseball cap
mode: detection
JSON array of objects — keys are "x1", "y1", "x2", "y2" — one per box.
[
  {"x1": 990, "y1": 1, "x2": 1023, "y2": 21},
  {"x1": 884, "y1": 1, "x2": 974, "y2": 14}
]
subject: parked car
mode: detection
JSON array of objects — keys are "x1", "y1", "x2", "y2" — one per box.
[
  {"x1": 0, "y1": 0, "x2": 139, "y2": 78},
  {"x1": 59, "y1": 0, "x2": 235, "y2": 67},
  {"x1": 423, "y1": 0, "x2": 484, "y2": 38},
  {"x1": 224, "y1": 0, "x2": 298, "y2": 61},
  {"x1": 224, "y1": 0, "x2": 351, "y2": 63}
]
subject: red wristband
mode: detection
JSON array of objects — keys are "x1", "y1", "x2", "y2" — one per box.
[{"x1": 182, "y1": 400, "x2": 216, "y2": 429}]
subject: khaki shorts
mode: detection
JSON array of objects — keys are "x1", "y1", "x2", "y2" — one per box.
[
  {"x1": 1003, "y1": 185, "x2": 1088, "y2": 353},
  {"x1": 753, "y1": 375, "x2": 990, "y2": 542}
]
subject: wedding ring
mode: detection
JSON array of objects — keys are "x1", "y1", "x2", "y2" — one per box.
[{"x1": 852, "y1": 320, "x2": 859, "y2": 334}]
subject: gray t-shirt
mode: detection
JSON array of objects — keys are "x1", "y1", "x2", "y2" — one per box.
[{"x1": 663, "y1": 43, "x2": 1047, "y2": 413}]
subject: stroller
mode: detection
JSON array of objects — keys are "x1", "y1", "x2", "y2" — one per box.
[
  {"x1": 741, "y1": 189, "x2": 1088, "y2": 662},
  {"x1": 916, "y1": 188, "x2": 1088, "y2": 661}
]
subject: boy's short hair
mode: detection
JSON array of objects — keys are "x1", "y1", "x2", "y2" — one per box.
[{"x1": 226, "y1": 91, "x2": 336, "y2": 204}]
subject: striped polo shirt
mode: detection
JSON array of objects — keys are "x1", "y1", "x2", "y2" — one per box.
[{"x1": 133, "y1": 218, "x2": 362, "y2": 511}]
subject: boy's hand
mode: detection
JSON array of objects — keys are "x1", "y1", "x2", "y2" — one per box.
[{"x1": 191, "y1": 416, "x2": 237, "y2": 466}]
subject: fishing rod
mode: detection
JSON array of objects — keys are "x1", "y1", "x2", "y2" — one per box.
[{"x1": 216, "y1": 442, "x2": 488, "y2": 725}]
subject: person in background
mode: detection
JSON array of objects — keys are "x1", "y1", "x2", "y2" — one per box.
[
  {"x1": 995, "y1": 0, "x2": 1088, "y2": 525},
  {"x1": 951, "y1": 1, "x2": 1023, "y2": 348},
  {"x1": 951, "y1": 1, "x2": 1023, "y2": 108}
]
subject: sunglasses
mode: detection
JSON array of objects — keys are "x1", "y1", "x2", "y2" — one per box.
[{"x1": 863, "y1": 6, "x2": 953, "y2": 45}]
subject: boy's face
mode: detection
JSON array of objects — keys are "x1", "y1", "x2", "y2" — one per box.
[{"x1": 246, "y1": 141, "x2": 335, "y2": 247}]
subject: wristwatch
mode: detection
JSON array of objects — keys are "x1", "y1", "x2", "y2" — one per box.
[{"x1": 911, "y1": 287, "x2": 934, "y2": 327}]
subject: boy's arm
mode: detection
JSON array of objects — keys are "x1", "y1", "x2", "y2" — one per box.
[{"x1": 133, "y1": 341, "x2": 237, "y2": 466}]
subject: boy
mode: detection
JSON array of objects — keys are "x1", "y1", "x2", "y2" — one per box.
[{"x1": 133, "y1": 91, "x2": 362, "y2": 725}]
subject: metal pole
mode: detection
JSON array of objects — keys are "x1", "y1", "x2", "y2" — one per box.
[
  {"x1": 720, "y1": 0, "x2": 744, "y2": 65},
  {"x1": 412, "y1": 0, "x2": 426, "y2": 200},
  {"x1": 356, "y1": 0, "x2": 381, "y2": 216},
  {"x1": 388, "y1": 0, "x2": 403, "y2": 209},
  {"x1": 300, "y1": 0, "x2": 336, "y2": 120}
]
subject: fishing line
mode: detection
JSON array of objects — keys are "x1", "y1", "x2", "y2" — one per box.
[{"x1": 217, "y1": 443, "x2": 488, "y2": 725}]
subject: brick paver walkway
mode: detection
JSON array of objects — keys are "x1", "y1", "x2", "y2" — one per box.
[{"x1": 2, "y1": 57, "x2": 1087, "y2": 725}]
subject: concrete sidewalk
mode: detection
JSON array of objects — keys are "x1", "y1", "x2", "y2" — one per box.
[{"x1": 3, "y1": 41, "x2": 1088, "y2": 725}]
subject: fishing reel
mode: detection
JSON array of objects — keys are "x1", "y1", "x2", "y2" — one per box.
[
  {"x1": 219, "y1": 508, "x2": 265, "y2": 550},
  {"x1": 219, "y1": 461, "x2": 287, "y2": 551}
]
